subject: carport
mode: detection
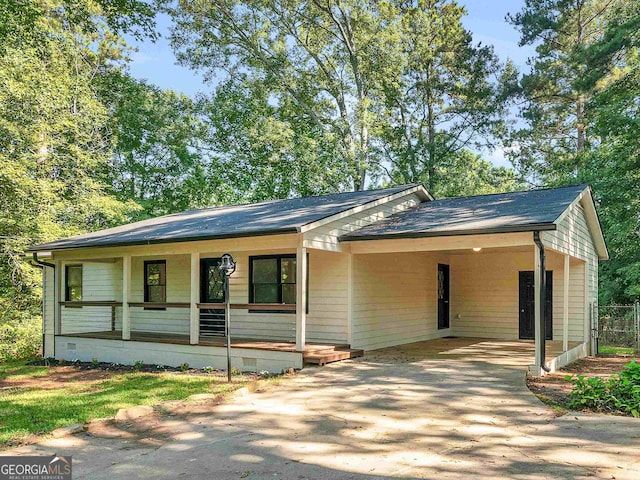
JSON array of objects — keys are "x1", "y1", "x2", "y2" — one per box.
[{"x1": 340, "y1": 186, "x2": 608, "y2": 374}]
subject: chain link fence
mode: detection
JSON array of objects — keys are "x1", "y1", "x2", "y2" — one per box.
[{"x1": 594, "y1": 303, "x2": 640, "y2": 355}]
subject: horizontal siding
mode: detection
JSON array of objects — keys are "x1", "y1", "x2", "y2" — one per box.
[
  {"x1": 60, "y1": 261, "x2": 121, "y2": 334},
  {"x1": 450, "y1": 250, "x2": 585, "y2": 342},
  {"x1": 43, "y1": 267, "x2": 54, "y2": 333},
  {"x1": 130, "y1": 255, "x2": 190, "y2": 334},
  {"x1": 43, "y1": 267, "x2": 55, "y2": 356},
  {"x1": 303, "y1": 193, "x2": 422, "y2": 251},
  {"x1": 351, "y1": 252, "x2": 449, "y2": 351},
  {"x1": 544, "y1": 201, "x2": 599, "y2": 341},
  {"x1": 306, "y1": 250, "x2": 349, "y2": 343}
]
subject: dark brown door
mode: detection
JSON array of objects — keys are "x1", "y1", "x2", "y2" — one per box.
[
  {"x1": 200, "y1": 258, "x2": 225, "y2": 337},
  {"x1": 438, "y1": 264, "x2": 450, "y2": 329},
  {"x1": 519, "y1": 271, "x2": 553, "y2": 340}
]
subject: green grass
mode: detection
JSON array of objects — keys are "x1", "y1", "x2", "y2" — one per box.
[
  {"x1": 0, "y1": 359, "x2": 50, "y2": 381},
  {"x1": 598, "y1": 345, "x2": 636, "y2": 355},
  {"x1": 0, "y1": 360, "x2": 250, "y2": 446}
]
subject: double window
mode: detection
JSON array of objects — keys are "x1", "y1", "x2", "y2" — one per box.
[
  {"x1": 65, "y1": 265, "x2": 83, "y2": 301},
  {"x1": 144, "y1": 260, "x2": 166, "y2": 303},
  {"x1": 249, "y1": 255, "x2": 297, "y2": 304}
]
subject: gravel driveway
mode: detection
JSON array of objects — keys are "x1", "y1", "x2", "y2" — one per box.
[{"x1": 5, "y1": 338, "x2": 640, "y2": 479}]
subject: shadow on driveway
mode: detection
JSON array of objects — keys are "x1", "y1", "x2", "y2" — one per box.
[{"x1": 6, "y1": 338, "x2": 640, "y2": 479}]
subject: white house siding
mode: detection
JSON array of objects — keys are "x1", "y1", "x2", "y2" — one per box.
[
  {"x1": 199, "y1": 248, "x2": 348, "y2": 343},
  {"x1": 449, "y1": 249, "x2": 585, "y2": 342},
  {"x1": 59, "y1": 261, "x2": 121, "y2": 334},
  {"x1": 543, "y1": 201, "x2": 599, "y2": 340},
  {"x1": 216, "y1": 249, "x2": 297, "y2": 341},
  {"x1": 306, "y1": 250, "x2": 349, "y2": 343},
  {"x1": 351, "y1": 251, "x2": 450, "y2": 351},
  {"x1": 130, "y1": 255, "x2": 190, "y2": 334},
  {"x1": 43, "y1": 267, "x2": 55, "y2": 356},
  {"x1": 303, "y1": 192, "x2": 423, "y2": 251}
]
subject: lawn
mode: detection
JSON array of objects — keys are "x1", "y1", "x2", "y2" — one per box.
[
  {"x1": 0, "y1": 359, "x2": 256, "y2": 446},
  {"x1": 598, "y1": 345, "x2": 636, "y2": 355}
]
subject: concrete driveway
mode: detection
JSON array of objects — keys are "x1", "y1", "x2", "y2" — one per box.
[{"x1": 6, "y1": 338, "x2": 640, "y2": 479}]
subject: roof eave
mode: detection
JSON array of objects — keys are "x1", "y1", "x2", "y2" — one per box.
[
  {"x1": 339, "y1": 223, "x2": 557, "y2": 242},
  {"x1": 27, "y1": 227, "x2": 301, "y2": 253}
]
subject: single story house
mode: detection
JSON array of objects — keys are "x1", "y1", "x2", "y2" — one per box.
[{"x1": 29, "y1": 184, "x2": 608, "y2": 374}]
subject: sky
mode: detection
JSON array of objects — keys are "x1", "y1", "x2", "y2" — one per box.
[{"x1": 125, "y1": 0, "x2": 536, "y2": 167}]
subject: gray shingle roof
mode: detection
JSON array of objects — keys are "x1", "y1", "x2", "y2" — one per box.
[
  {"x1": 340, "y1": 184, "x2": 588, "y2": 241},
  {"x1": 30, "y1": 185, "x2": 422, "y2": 251}
]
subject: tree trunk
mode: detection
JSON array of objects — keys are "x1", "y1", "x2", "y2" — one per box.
[
  {"x1": 427, "y1": 98, "x2": 436, "y2": 193},
  {"x1": 576, "y1": 95, "x2": 586, "y2": 151}
]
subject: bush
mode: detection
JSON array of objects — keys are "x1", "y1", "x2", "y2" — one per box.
[
  {"x1": 568, "y1": 361, "x2": 640, "y2": 417},
  {"x1": 0, "y1": 312, "x2": 42, "y2": 362}
]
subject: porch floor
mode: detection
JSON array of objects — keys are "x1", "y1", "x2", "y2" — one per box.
[{"x1": 61, "y1": 330, "x2": 352, "y2": 356}]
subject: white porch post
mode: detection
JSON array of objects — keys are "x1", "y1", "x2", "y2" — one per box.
[
  {"x1": 190, "y1": 252, "x2": 200, "y2": 345},
  {"x1": 54, "y1": 259, "x2": 62, "y2": 335},
  {"x1": 295, "y1": 245, "x2": 307, "y2": 351},
  {"x1": 563, "y1": 254, "x2": 570, "y2": 351},
  {"x1": 534, "y1": 243, "x2": 542, "y2": 367},
  {"x1": 122, "y1": 255, "x2": 131, "y2": 340}
]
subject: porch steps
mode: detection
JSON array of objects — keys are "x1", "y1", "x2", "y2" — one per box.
[{"x1": 303, "y1": 346, "x2": 364, "y2": 366}]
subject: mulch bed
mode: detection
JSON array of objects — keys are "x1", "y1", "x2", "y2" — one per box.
[{"x1": 526, "y1": 355, "x2": 639, "y2": 412}]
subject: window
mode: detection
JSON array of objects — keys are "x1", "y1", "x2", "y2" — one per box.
[
  {"x1": 144, "y1": 260, "x2": 166, "y2": 304},
  {"x1": 65, "y1": 265, "x2": 83, "y2": 301},
  {"x1": 249, "y1": 255, "x2": 297, "y2": 305}
]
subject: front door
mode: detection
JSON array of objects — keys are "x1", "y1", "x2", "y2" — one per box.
[
  {"x1": 437, "y1": 264, "x2": 450, "y2": 329},
  {"x1": 200, "y1": 258, "x2": 226, "y2": 337},
  {"x1": 519, "y1": 271, "x2": 553, "y2": 340}
]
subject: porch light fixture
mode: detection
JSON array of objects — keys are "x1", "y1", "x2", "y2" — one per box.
[
  {"x1": 219, "y1": 253, "x2": 236, "y2": 382},
  {"x1": 472, "y1": 247, "x2": 482, "y2": 252}
]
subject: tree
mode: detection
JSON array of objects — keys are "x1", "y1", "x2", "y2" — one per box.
[
  {"x1": 508, "y1": 0, "x2": 640, "y2": 303},
  {"x1": 166, "y1": 0, "x2": 516, "y2": 193},
  {"x1": 507, "y1": 0, "x2": 625, "y2": 181},
  {"x1": 199, "y1": 77, "x2": 349, "y2": 201},
  {"x1": 100, "y1": 73, "x2": 225, "y2": 219},
  {"x1": 0, "y1": 0, "x2": 156, "y2": 358},
  {"x1": 573, "y1": 1, "x2": 640, "y2": 303},
  {"x1": 376, "y1": 0, "x2": 518, "y2": 193}
]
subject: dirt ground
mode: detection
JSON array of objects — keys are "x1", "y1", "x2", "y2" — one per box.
[{"x1": 527, "y1": 355, "x2": 639, "y2": 410}]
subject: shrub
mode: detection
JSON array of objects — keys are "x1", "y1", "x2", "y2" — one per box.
[
  {"x1": 230, "y1": 367, "x2": 242, "y2": 376},
  {"x1": 91, "y1": 358, "x2": 100, "y2": 368},
  {"x1": 567, "y1": 361, "x2": 640, "y2": 417},
  {"x1": 179, "y1": 362, "x2": 190, "y2": 372},
  {"x1": 133, "y1": 360, "x2": 144, "y2": 371},
  {"x1": 0, "y1": 312, "x2": 42, "y2": 361}
]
